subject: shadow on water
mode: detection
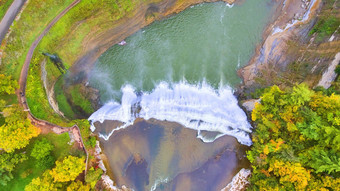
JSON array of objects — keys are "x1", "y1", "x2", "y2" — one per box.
[
  {"x1": 125, "y1": 155, "x2": 150, "y2": 191},
  {"x1": 94, "y1": 119, "x2": 250, "y2": 191}
]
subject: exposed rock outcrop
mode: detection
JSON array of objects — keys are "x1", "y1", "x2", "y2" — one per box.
[
  {"x1": 221, "y1": 168, "x2": 251, "y2": 191},
  {"x1": 317, "y1": 52, "x2": 340, "y2": 89},
  {"x1": 41, "y1": 59, "x2": 65, "y2": 117},
  {"x1": 242, "y1": 99, "x2": 260, "y2": 112},
  {"x1": 239, "y1": 0, "x2": 322, "y2": 87}
]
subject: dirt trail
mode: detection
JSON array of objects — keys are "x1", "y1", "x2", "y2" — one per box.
[{"x1": 16, "y1": 0, "x2": 85, "y2": 149}]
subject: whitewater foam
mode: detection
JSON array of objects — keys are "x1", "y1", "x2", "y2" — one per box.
[{"x1": 89, "y1": 82, "x2": 253, "y2": 146}]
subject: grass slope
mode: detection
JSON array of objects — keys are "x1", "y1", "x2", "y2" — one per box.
[{"x1": 0, "y1": 0, "x2": 14, "y2": 21}]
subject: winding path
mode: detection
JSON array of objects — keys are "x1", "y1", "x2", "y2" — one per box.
[{"x1": 16, "y1": 0, "x2": 86, "y2": 150}]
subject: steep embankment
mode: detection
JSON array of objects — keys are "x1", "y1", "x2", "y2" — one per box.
[
  {"x1": 16, "y1": 0, "x2": 85, "y2": 147},
  {"x1": 239, "y1": 0, "x2": 323, "y2": 89}
]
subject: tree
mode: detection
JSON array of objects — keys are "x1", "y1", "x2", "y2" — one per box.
[
  {"x1": 37, "y1": 155, "x2": 56, "y2": 169},
  {"x1": 85, "y1": 136, "x2": 97, "y2": 148},
  {"x1": 66, "y1": 181, "x2": 90, "y2": 191},
  {"x1": 0, "y1": 152, "x2": 27, "y2": 186},
  {"x1": 0, "y1": 99, "x2": 6, "y2": 109},
  {"x1": 248, "y1": 84, "x2": 340, "y2": 190},
  {"x1": 31, "y1": 138, "x2": 54, "y2": 160},
  {"x1": 0, "y1": 119, "x2": 40, "y2": 152},
  {"x1": 25, "y1": 170, "x2": 58, "y2": 191},
  {"x1": 31, "y1": 138, "x2": 55, "y2": 168},
  {"x1": 307, "y1": 150, "x2": 340, "y2": 174},
  {"x1": 268, "y1": 160, "x2": 311, "y2": 190},
  {"x1": 0, "y1": 104, "x2": 40, "y2": 152},
  {"x1": 85, "y1": 167, "x2": 103, "y2": 188},
  {"x1": 50, "y1": 155, "x2": 85, "y2": 182},
  {"x1": 0, "y1": 74, "x2": 18, "y2": 95}
]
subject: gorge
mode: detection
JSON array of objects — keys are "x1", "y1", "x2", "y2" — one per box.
[{"x1": 86, "y1": 1, "x2": 277, "y2": 190}]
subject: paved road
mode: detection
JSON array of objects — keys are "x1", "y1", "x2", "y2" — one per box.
[
  {"x1": 16, "y1": 0, "x2": 84, "y2": 148},
  {"x1": 0, "y1": 0, "x2": 26, "y2": 44}
]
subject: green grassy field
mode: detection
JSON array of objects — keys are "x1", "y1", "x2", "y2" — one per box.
[
  {"x1": 25, "y1": 0, "x2": 149, "y2": 122},
  {"x1": 0, "y1": 0, "x2": 14, "y2": 21},
  {"x1": 0, "y1": 0, "x2": 73, "y2": 81}
]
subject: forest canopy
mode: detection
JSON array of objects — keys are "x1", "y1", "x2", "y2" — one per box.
[{"x1": 247, "y1": 84, "x2": 340, "y2": 190}]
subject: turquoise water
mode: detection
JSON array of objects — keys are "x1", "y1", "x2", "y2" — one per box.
[
  {"x1": 89, "y1": 1, "x2": 277, "y2": 190},
  {"x1": 89, "y1": 0, "x2": 275, "y2": 102}
]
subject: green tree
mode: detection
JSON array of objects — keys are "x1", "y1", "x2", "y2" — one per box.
[
  {"x1": 50, "y1": 155, "x2": 85, "y2": 182},
  {"x1": 307, "y1": 150, "x2": 340, "y2": 174},
  {"x1": 0, "y1": 74, "x2": 18, "y2": 95},
  {"x1": 66, "y1": 181, "x2": 90, "y2": 191},
  {"x1": 31, "y1": 138, "x2": 54, "y2": 160},
  {"x1": 0, "y1": 99, "x2": 6, "y2": 109},
  {"x1": 0, "y1": 152, "x2": 27, "y2": 186},
  {"x1": 248, "y1": 84, "x2": 340, "y2": 190},
  {"x1": 25, "y1": 170, "x2": 58, "y2": 191},
  {"x1": 85, "y1": 167, "x2": 103, "y2": 188},
  {"x1": 31, "y1": 138, "x2": 55, "y2": 169}
]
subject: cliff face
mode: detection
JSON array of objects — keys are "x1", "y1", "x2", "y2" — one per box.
[{"x1": 239, "y1": 0, "x2": 323, "y2": 89}]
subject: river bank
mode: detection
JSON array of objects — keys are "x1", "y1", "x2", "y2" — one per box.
[
  {"x1": 67, "y1": 0, "x2": 237, "y2": 81},
  {"x1": 85, "y1": 1, "x2": 276, "y2": 190},
  {"x1": 9, "y1": 0, "x2": 334, "y2": 189},
  {"x1": 44, "y1": 0, "x2": 331, "y2": 119},
  {"x1": 21, "y1": 0, "x2": 242, "y2": 123},
  {"x1": 238, "y1": 0, "x2": 324, "y2": 91}
]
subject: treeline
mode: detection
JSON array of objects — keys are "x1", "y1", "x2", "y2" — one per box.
[
  {"x1": 0, "y1": 74, "x2": 40, "y2": 185},
  {"x1": 247, "y1": 84, "x2": 340, "y2": 190},
  {"x1": 0, "y1": 74, "x2": 101, "y2": 189}
]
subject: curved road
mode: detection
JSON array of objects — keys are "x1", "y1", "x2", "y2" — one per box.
[{"x1": 16, "y1": 0, "x2": 85, "y2": 149}]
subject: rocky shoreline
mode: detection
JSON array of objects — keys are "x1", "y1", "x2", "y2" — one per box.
[
  {"x1": 61, "y1": 0, "x2": 331, "y2": 190},
  {"x1": 67, "y1": 0, "x2": 326, "y2": 109},
  {"x1": 238, "y1": 0, "x2": 323, "y2": 89}
]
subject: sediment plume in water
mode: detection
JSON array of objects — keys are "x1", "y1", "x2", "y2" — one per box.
[{"x1": 89, "y1": 82, "x2": 252, "y2": 146}]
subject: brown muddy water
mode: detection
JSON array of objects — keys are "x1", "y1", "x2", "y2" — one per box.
[
  {"x1": 94, "y1": 119, "x2": 249, "y2": 191},
  {"x1": 89, "y1": 0, "x2": 279, "y2": 190}
]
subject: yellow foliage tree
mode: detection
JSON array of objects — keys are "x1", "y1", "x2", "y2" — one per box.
[
  {"x1": 67, "y1": 181, "x2": 90, "y2": 191},
  {"x1": 25, "y1": 170, "x2": 57, "y2": 191},
  {"x1": 0, "y1": 119, "x2": 40, "y2": 152},
  {"x1": 248, "y1": 85, "x2": 340, "y2": 190},
  {"x1": 50, "y1": 156, "x2": 85, "y2": 182},
  {"x1": 269, "y1": 160, "x2": 311, "y2": 190},
  {"x1": 0, "y1": 74, "x2": 18, "y2": 95}
]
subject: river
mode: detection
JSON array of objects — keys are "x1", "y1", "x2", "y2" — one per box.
[{"x1": 88, "y1": 0, "x2": 277, "y2": 190}]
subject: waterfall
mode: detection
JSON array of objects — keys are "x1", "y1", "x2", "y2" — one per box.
[{"x1": 89, "y1": 82, "x2": 252, "y2": 146}]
